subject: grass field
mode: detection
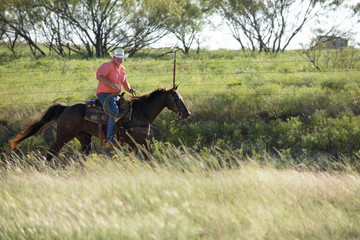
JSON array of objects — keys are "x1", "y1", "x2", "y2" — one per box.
[
  {"x1": 1, "y1": 47, "x2": 360, "y2": 239},
  {"x1": 1, "y1": 149, "x2": 360, "y2": 239},
  {"x1": 1, "y1": 47, "x2": 360, "y2": 167}
]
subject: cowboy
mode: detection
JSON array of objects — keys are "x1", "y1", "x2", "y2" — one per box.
[{"x1": 96, "y1": 48, "x2": 135, "y2": 145}]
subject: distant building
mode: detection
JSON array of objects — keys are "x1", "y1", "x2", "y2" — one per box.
[{"x1": 316, "y1": 35, "x2": 348, "y2": 49}]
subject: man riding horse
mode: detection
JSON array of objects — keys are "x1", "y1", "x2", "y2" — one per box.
[
  {"x1": 96, "y1": 48, "x2": 135, "y2": 147},
  {"x1": 10, "y1": 50, "x2": 191, "y2": 161}
]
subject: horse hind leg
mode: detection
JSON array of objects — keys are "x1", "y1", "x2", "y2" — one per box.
[
  {"x1": 46, "y1": 104, "x2": 85, "y2": 163},
  {"x1": 76, "y1": 133, "x2": 92, "y2": 155},
  {"x1": 46, "y1": 140, "x2": 66, "y2": 161},
  {"x1": 46, "y1": 130, "x2": 77, "y2": 162}
]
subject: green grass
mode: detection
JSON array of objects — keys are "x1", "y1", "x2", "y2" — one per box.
[
  {"x1": 1, "y1": 47, "x2": 360, "y2": 166},
  {"x1": 1, "y1": 149, "x2": 359, "y2": 239}
]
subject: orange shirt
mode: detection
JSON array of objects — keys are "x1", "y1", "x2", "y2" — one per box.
[{"x1": 96, "y1": 60, "x2": 127, "y2": 95}]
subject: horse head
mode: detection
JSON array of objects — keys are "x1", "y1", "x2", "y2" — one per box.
[{"x1": 166, "y1": 85, "x2": 191, "y2": 120}]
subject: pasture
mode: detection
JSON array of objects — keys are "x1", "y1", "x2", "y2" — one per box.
[
  {"x1": 1, "y1": 148, "x2": 360, "y2": 239},
  {"x1": 1, "y1": 47, "x2": 360, "y2": 168},
  {"x1": 1, "y1": 47, "x2": 360, "y2": 239}
]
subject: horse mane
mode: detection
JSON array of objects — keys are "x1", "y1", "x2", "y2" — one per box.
[{"x1": 127, "y1": 87, "x2": 167, "y2": 103}]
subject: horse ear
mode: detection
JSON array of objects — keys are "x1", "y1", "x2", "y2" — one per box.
[{"x1": 172, "y1": 84, "x2": 179, "y2": 90}]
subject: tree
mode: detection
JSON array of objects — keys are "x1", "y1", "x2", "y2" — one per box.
[
  {"x1": 351, "y1": 2, "x2": 360, "y2": 21},
  {"x1": 216, "y1": 0, "x2": 333, "y2": 52},
  {"x1": 40, "y1": 0, "x2": 178, "y2": 57},
  {"x1": 0, "y1": 17, "x2": 19, "y2": 53},
  {"x1": 0, "y1": 0, "x2": 46, "y2": 56},
  {"x1": 0, "y1": 29, "x2": 20, "y2": 54},
  {"x1": 119, "y1": 0, "x2": 180, "y2": 56},
  {"x1": 39, "y1": 11, "x2": 71, "y2": 56},
  {"x1": 164, "y1": 0, "x2": 209, "y2": 54},
  {"x1": 41, "y1": 0, "x2": 130, "y2": 57}
]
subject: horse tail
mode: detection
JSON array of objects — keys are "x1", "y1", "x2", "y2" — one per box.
[{"x1": 10, "y1": 103, "x2": 67, "y2": 149}]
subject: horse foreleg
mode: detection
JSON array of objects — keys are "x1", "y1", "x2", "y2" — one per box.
[
  {"x1": 125, "y1": 132, "x2": 150, "y2": 160},
  {"x1": 140, "y1": 138, "x2": 150, "y2": 155}
]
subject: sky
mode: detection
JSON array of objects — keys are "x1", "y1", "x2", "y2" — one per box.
[{"x1": 153, "y1": 0, "x2": 360, "y2": 51}]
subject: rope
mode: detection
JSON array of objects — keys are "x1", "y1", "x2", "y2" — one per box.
[{"x1": 102, "y1": 94, "x2": 121, "y2": 121}]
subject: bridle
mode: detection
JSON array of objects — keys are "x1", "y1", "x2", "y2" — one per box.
[{"x1": 167, "y1": 91, "x2": 185, "y2": 120}]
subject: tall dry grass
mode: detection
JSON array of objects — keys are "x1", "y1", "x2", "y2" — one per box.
[{"x1": 1, "y1": 148, "x2": 359, "y2": 239}]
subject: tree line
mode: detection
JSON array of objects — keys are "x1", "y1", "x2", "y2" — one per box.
[{"x1": 0, "y1": 0, "x2": 359, "y2": 57}]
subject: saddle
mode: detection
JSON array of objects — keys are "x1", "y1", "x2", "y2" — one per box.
[
  {"x1": 85, "y1": 96, "x2": 132, "y2": 146},
  {"x1": 85, "y1": 98, "x2": 108, "y2": 124},
  {"x1": 85, "y1": 97, "x2": 132, "y2": 124}
]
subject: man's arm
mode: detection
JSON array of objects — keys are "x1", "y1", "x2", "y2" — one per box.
[
  {"x1": 122, "y1": 80, "x2": 135, "y2": 94},
  {"x1": 97, "y1": 75, "x2": 121, "y2": 92}
]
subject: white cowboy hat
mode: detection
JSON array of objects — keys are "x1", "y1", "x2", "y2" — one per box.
[{"x1": 109, "y1": 48, "x2": 128, "y2": 59}]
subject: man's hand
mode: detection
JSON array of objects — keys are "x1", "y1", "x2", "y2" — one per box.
[{"x1": 129, "y1": 88, "x2": 138, "y2": 96}]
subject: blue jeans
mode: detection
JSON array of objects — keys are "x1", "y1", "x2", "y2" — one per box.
[{"x1": 97, "y1": 93, "x2": 119, "y2": 142}]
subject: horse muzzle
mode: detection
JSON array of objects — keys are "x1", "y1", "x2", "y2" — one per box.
[{"x1": 177, "y1": 111, "x2": 191, "y2": 120}]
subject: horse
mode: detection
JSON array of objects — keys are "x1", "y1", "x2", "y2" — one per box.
[{"x1": 10, "y1": 85, "x2": 190, "y2": 160}]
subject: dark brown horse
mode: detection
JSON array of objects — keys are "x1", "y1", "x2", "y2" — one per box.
[{"x1": 10, "y1": 86, "x2": 190, "y2": 160}]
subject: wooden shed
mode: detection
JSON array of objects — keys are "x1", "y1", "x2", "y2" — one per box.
[{"x1": 316, "y1": 35, "x2": 348, "y2": 49}]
